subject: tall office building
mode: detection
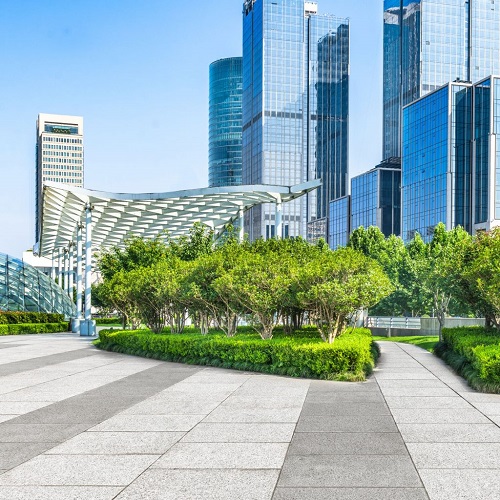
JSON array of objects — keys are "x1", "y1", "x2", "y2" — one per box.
[
  {"x1": 383, "y1": 0, "x2": 500, "y2": 160},
  {"x1": 242, "y1": 0, "x2": 349, "y2": 240},
  {"x1": 36, "y1": 114, "x2": 84, "y2": 241},
  {"x1": 209, "y1": 57, "x2": 243, "y2": 187}
]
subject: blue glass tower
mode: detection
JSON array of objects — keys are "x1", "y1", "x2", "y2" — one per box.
[
  {"x1": 209, "y1": 58, "x2": 243, "y2": 188},
  {"x1": 242, "y1": 0, "x2": 349, "y2": 240},
  {"x1": 383, "y1": 0, "x2": 500, "y2": 160}
]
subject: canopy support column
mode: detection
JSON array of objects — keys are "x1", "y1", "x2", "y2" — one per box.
[
  {"x1": 57, "y1": 249, "x2": 63, "y2": 287},
  {"x1": 81, "y1": 204, "x2": 95, "y2": 336},
  {"x1": 63, "y1": 248, "x2": 69, "y2": 294},
  {"x1": 275, "y1": 198, "x2": 283, "y2": 239},
  {"x1": 50, "y1": 252, "x2": 56, "y2": 281},
  {"x1": 68, "y1": 242, "x2": 74, "y2": 299},
  {"x1": 238, "y1": 208, "x2": 244, "y2": 243}
]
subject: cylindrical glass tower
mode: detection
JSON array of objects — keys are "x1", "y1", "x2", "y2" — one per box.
[{"x1": 209, "y1": 57, "x2": 243, "y2": 187}]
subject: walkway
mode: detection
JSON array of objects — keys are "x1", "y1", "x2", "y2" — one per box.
[{"x1": 0, "y1": 335, "x2": 499, "y2": 499}]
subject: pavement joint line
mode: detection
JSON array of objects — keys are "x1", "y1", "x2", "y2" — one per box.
[{"x1": 387, "y1": 342, "x2": 500, "y2": 430}]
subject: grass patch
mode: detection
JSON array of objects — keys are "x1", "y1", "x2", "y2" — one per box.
[
  {"x1": 372, "y1": 335, "x2": 439, "y2": 353},
  {"x1": 97, "y1": 327, "x2": 378, "y2": 381}
]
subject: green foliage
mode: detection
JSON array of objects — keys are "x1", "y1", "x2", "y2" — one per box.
[
  {"x1": 436, "y1": 326, "x2": 500, "y2": 391},
  {"x1": 0, "y1": 312, "x2": 64, "y2": 324},
  {"x1": 95, "y1": 317, "x2": 123, "y2": 325},
  {"x1": 0, "y1": 322, "x2": 68, "y2": 335},
  {"x1": 97, "y1": 327, "x2": 376, "y2": 380}
]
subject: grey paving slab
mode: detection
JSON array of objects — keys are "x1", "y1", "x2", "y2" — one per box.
[
  {"x1": 89, "y1": 414, "x2": 205, "y2": 432},
  {"x1": 418, "y1": 469, "x2": 500, "y2": 500},
  {"x1": 398, "y1": 423, "x2": 500, "y2": 443},
  {"x1": 45, "y1": 431, "x2": 184, "y2": 455},
  {"x1": 0, "y1": 423, "x2": 90, "y2": 443},
  {"x1": 0, "y1": 402, "x2": 52, "y2": 414},
  {"x1": 115, "y1": 468, "x2": 280, "y2": 500},
  {"x1": 407, "y1": 442, "x2": 500, "y2": 468},
  {"x1": 380, "y1": 387, "x2": 458, "y2": 397},
  {"x1": 390, "y1": 408, "x2": 490, "y2": 424},
  {"x1": 287, "y1": 432, "x2": 407, "y2": 455},
  {"x1": 0, "y1": 486, "x2": 122, "y2": 500},
  {"x1": 296, "y1": 414, "x2": 398, "y2": 432},
  {"x1": 376, "y1": 379, "x2": 449, "y2": 389},
  {"x1": 304, "y1": 390, "x2": 385, "y2": 403},
  {"x1": 153, "y1": 442, "x2": 289, "y2": 469},
  {"x1": 299, "y1": 401, "x2": 390, "y2": 416},
  {"x1": 0, "y1": 442, "x2": 58, "y2": 470},
  {"x1": 204, "y1": 406, "x2": 302, "y2": 423},
  {"x1": 459, "y1": 392, "x2": 500, "y2": 403},
  {"x1": 307, "y1": 380, "x2": 379, "y2": 392},
  {"x1": 277, "y1": 455, "x2": 423, "y2": 488},
  {"x1": 374, "y1": 371, "x2": 437, "y2": 380},
  {"x1": 272, "y1": 487, "x2": 429, "y2": 500},
  {"x1": 0, "y1": 454, "x2": 159, "y2": 486},
  {"x1": 121, "y1": 396, "x2": 222, "y2": 415},
  {"x1": 182, "y1": 422, "x2": 296, "y2": 443},
  {"x1": 468, "y1": 402, "x2": 500, "y2": 415},
  {"x1": 385, "y1": 396, "x2": 472, "y2": 409}
]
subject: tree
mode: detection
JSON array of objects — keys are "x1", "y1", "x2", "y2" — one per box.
[{"x1": 297, "y1": 247, "x2": 393, "y2": 343}]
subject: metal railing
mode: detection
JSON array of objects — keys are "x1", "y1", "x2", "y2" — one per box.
[{"x1": 365, "y1": 317, "x2": 421, "y2": 330}]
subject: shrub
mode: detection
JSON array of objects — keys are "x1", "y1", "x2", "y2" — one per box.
[
  {"x1": 0, "y1": 312, "x2": 64, "y2": 324},
  {"x1": 0, "y1": 322, "x2": 69, "y2": 335},
  {"x1": 97, "y1": 327, "x2": 376, "y2": 380},
  {"x1": 95, "y1": 317, "x2": 123, "y2": 325},
  {"x1": 437, "y1": 326, "x2": 500, "y2": 391}
]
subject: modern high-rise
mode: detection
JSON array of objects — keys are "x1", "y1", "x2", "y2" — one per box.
[
  {"x1": 383, "y1": 0, "x2": 500, "y2": 160},
  {"x1": 209, "y1": 57, "x2": 243, "y2": 187},
  {"x1": 242, "y1": 0, "x2": 349, "y2": 240},
  {"x1": 36, "y1": 114, "x2": 84, "y2": 241}
]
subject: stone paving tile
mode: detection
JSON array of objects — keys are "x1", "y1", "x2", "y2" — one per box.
[
  {"x1": 380, "y1": 387, "x2": 458, "y2": 397},
  {"x1": 204, "y1": 406, "x2": 302, "y2": 423},
  {"x1": 374, "y1": 371, "x2": 437, "y2": 380},
  {"x1": 418, "y1": 469, "x2": 500, "y2": 500},
  {"x1": 468, "y1": 402, "x2": 500, "y2": 415},
  {"x1": 385, "y1": 396, "x2": 472, "y2": 409},
  {"x1": 0, "y1": 486, "x2": 122, "y2": 500},
  {"x1": 398, "y1": 423, "x2": 500, "y2": 443},
  {"x1": 299, "y1": 401, "x2": 391, "y2": 416},
  {"x1": 272, "y1": 487, "x2": 429, "y2": 500},
  {"x1": 89, "y1": 414, "x2": 205, "y2": 432},
  {"x1": 287, "y1": 432, "x2": 407, "y2": 455},
  {"x1": 376, "y1": 379, "x2": 449, "y2": 389},
  {"x1": 304, "y1": 391, "x2": 385, "y2": 403},
  {"x1": 278, "y1": 455, "x2": 423, "y2": 488},
  {"x1": 0, "y1": 454, "x2": 159, "y2": 486},
  {"x1": 307, "y1": 380, "x2": 379, "y2": 392},
  {"x1": 390, "y1": 408, "x2": 490, "y2": 424},
  {"x1": 459, "y1": 392, "x2": 500, "y2": 403},
  {"x1": 115, "y1": 469, "x2": 280, "y2": 500},
  {"x1": 121, "y1": 396, "x2": 222, "y2": 415},
  {"x1": 296, "y1": 414, "x2": 398, "y2": 432},
  {"x1": 0, "y1": 417, "x2": 15, "y2": 424},
  {"x1": 0, "y1": 442, "x2": 58, "y2": 470},
  {"x1": 45, "y1": 431, "x2": 185, "y2": 455},
  {"x1": 152, "y1": 442, "x2": 289, "y2": 469},
  {"x1": 407, "y1": 442, "x2": 500, "y2": 468},
  {"x1": 0, "y1": 423, "x2": 90, "y2": 443},
  {"x1": 182, "y1": 422, "x2": 296, "y2": 443},
  {"x1": 0, "y1": 402, "x2": 52, "y2": 414}
]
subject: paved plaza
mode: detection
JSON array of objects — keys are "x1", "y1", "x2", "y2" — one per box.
[{"x1": 0, "y1": 335, "x2": 499, "y2": 498}]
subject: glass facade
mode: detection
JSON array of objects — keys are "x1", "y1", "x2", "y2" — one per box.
[
  {"x1": 383, "y1": 0, "x2": 500, "y2": 160},
  {"x1": 402, "y1": 82, "x2": 472, "y2": 242},
  {"x1": 242, "y1": 0, "x2": 349, "y2": 240},
  {"x1": 0, "y1": 252, "x2": 75, "y2": 316},
  {"x1": 209, "y1": 57, "x2": 243, "y2": 187},
  {"x1": 328, "y1": 195, "x2": 350, "y2": 249},
  {"x1": 351, "y1": 163, "x2": 401, "y2": 237}
]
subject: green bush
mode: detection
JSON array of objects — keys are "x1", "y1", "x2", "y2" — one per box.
[
  {"x1": 0, "y1": 322, "x2": 69, "y2": 335},
  {"x1": 95, "y1": 317, "x2": 123, "y2": 325},
  {"x1": 0, "y1": 312, "x2": 64, "y2": 324},
  {"x1": 97, "y1": 327, "x2": 376, "y2": 380},
  {"x1": 436, "y1": 326, "x2": 500, "y2": 391}
]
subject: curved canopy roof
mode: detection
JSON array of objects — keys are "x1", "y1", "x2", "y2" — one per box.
[{"x1": 38, "y1": 180, "x2": 321, "y2": 257}]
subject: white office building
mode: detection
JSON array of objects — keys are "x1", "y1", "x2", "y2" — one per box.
[{"x1": 36, "y1": 113, "x2": 84, "y2": 241}]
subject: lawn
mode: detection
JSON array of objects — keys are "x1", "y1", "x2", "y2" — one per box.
[{"x1": 372, "y1": 335, "x2": 439, "y2": 353}]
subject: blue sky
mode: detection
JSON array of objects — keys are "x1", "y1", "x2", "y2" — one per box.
[{"x1": 0, "y1": 0, "x2": 382, "y2": 257}]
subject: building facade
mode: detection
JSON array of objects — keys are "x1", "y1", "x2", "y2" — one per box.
[
  {"x1": 351, "y1": 158, "x2": 401, "y2": 238},
  {"x1": 383, "y1": 0, "x2": 500, "y2": 160},
  {"x1": 209, "y1": 57, "x2": 243, "y2": 187},
  {"x1": 36, "y1": 114, "x2": 84, "y2": 241},
  {"x1": 328, "y1": 195, "x2": 350, "y2": 249},
  {"x1": 242, "y1": 0, "x2": 349, "y2": 240},
  {"x1": 402, "y1": 77, "x2": 500, "y2": 242}
]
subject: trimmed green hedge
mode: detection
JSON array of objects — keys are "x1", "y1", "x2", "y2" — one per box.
[
  {"x1": 0, "y1": 312, "x2": 64, "y2": 324},
  {"x1": 435, "y1": 327, "x2": 500, "y2": 392},
  {"x1": 97, "y1": 328, "x2": 378, "y2": 380},
  {"x1": 0, "y1": 322, "x2": 69, "y2": 335}
]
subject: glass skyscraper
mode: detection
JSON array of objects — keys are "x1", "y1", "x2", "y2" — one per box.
[
  {"x1": 402, "y1": 81, "x2": 473, "y2": 241},
  {"x1": 383, "y1": 0, "x2": 500, "y2": 160},
  {"x1": 209, "y1": 57, "x2": 243, "y2": 187},
  {"x1": 242, "y1": 0, "x2": 349, "y2": 240}
]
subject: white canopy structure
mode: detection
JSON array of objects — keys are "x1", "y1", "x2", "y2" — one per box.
[{"x1": 36, "y1": 180, "x2": 321, "y2": 336}]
